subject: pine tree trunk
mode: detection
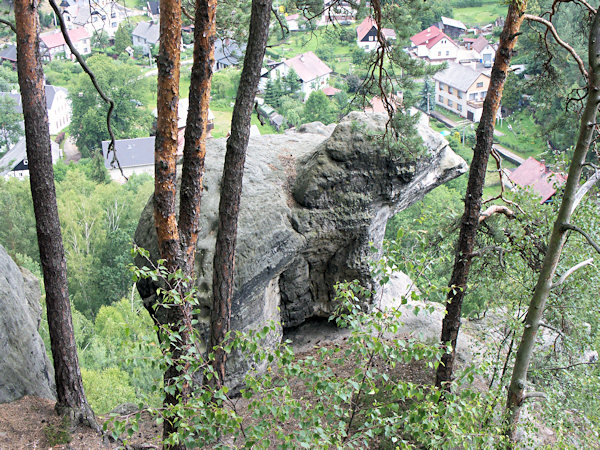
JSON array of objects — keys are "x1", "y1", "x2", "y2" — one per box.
[
  {"x1": 210, "y1": 0, "x2": 273, "y2": 387},
  {"x1": 435, "y1": 0, "x2": 528, "y2": 389},
  {"x1": 13, "y1": 0, "x2": 96, "y2": 428},
  {"x1": 506, "y1": 10, "x2": 600, "y2": 440}
]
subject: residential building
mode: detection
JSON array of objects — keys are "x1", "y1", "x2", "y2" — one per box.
[
  {"x1": 506, "y1": 157, "x2": 567, "y2": 203},
  {"x1": 1, "y1": 85, "x2": 71, "y2": 135},
  {"x1": 0, "y1": 44, "x2": 17, "y2": 65},
  {"x1": 214, "y1": 38, "x2": 243, "y2": 71},
  {"x1": 322, "y1": 86, "x2": 341, "y2": 97},
  {"x1": 356, "y1": 16, "x2": 396, "y2": 52},
  {"x1": 132, "y1": 21, "x2": 160, "y2": 54},
  {"x1": 102, "y1": 136, "x2": 155, "y2": 182},
  {"x1": 146, "y1": 1, "x2": 160, "y2": 20},
  {"x1": 0, "y1": 137, "x2": 62, "y2": 179},
  {"x1": 270, "y1": 51, "x2": 332, "y2": 101},
  {"x1": 438, "y1": 16, "x2": 467, "y2": 40},
  {"x1": 409, "y1": 26, "x2": 458, "y2": 62},
  {"x1": 60, "y1": 0, "x2": 130, "y2": 38},
  {"x1": 39, "y1": 27, "x2": 91, "y2": 61},
  {"x1": 318, "y1": 0, "x2": 358, "y2": 26},
  {"x1": 285, "y1": 13, "x2": 301, "y2": 32},
  {"x1": 472, "y1": 36, "x2": 496, "y2": 67},
  {"x1": 433, "y1": 62, "x2": 490, "y2": 122}
]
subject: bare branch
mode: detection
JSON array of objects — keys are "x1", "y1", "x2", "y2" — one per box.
[
  {"x1": 544, "y1": 361, "x2": 598, "y2": 371},
  {"x1": 551, "y1": 258, "x2": 594, "y2": 289},
  {"x1": 479, "y1": 204, "x2": 515, "y2": 223},
  {"x1": 271, "y1": 6, "x2": 288, "y2": 38},
  {"x1": 561, "y1": 223, "x2": 600, "y2": 255},
  {"x1": 522, "y1": 391, "x2": 547, "y2": 401},
  {"x1": 483, "y1": 148, "x2": 525, "y2": 214},
  {"x1": 471, "y1": 245, "x2": 505, "y2": 258},
  {"x1": 524, "y1": 14, "x2": 588, "y2": 81},
  {"x1": 570, "y1": 170, "x2": 600, "y2": 214},
  {"x1": 0, "y1": 18, "x2": 16, "y2": 34},
  {"x1": 48, "y1": 0, "x2": 126, "y2": 180},
  {"x1": 182, "y1": 5, "x2": 195, "y2": 21},
  {"x1": 538, "y1": 321, "x2": 566, "y2": 339},
  {"x1": 576, "y1": 0, "x2": 597, "y2": 14}
]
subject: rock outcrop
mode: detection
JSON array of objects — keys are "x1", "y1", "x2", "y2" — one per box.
[
  {"x1": 135, "y1": 112, "x2": 467, "y2": 386},
  {"x1": 0, "y1": 245, "x2": 55, "y2": 403}
]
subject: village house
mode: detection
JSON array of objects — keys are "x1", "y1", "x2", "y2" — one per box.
[
  {"x1": 1, "y1": 85, "x2": 71, "y2": 135},
  {"x1": 132, "y1": 21, "x2": 160, "y2": 54},
  {"x1": 433, "y1": 62, "x2": 490, "y2": 122},
  {"x1": 0, "y1": 44, "x2": 17, "y2": 66},
  {"x1": 214, "y1": 38, "x2": 243, "y2": 71},
  {"x1": 437, "y1": 16, "x2": 467, "y2": 40},
  {"x1": 39, "y1": 27, "x2": 91, "y2": 61},
  {"x1": 101, "y1": 136, "x2": 155, "y2": 182},
  {"x1": 456, "y1": 36, "x2": 496, "y2": 68},
  {"x1": 318, "y1": 0, "x2": 358, "y2": 26},
  {"x1": 409, "y1": 26, "x2": 458, "y2": 62},
  {"x1": 60, "y1": 0, "x2": 129, "y2": 38},
  {"x1": 269, "y1": 51, "x2": 332, "y2": 101},
  {"x1": 0, "y1": 137, "x2": 62, "y2": 179},
  {"x1": 505, "y1": 157, "x2": 567, "y2": 203},
  {"x1": 356, "y1": 16, "x2": 396, "y2": 52},
  {"x1": 146, "y1": 1, "x2": 160, "y2": 20},
  {"x1": 285, "y1": 13, "x2": 301, "y2": 32}
]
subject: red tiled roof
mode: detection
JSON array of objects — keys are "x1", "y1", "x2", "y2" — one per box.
[
  {"x1": 410, "y1": 26, "x2": 456, "y2": 49},
  {"x1": 356, "y1": 16, "x2": 376, "y2": 41},
  {"x1": 286, "y1": 13, "x2": 299, "y2": 21},
  {"x1": 356, "y1": 16, "x2": 396, "y2": 41},
  {"x1": 40, "y1": 27, "x2": 89, "y2": 49},
  {"x1": 322, "y1": 85, "x2": 341, "y2": 96},
  {"x1": 508, "y1": 157, "x2": 567, "y2": 203},
  {"x1": 472, "y1": 35, "x2": 490, "y2": 53},
  {"x1": 364, "y1": 94, "x2": 402, "y2": 114},
  {"x1": 284, "y1": 51, "x2": 332, "y2": 83}
]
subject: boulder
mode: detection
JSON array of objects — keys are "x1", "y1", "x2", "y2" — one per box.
[
  {"x1": 134, "y1": 112, "x2": 467, "y2": 386},
  {"x1": 0, "y1": 245, "x2": 55, "y2": 403}
]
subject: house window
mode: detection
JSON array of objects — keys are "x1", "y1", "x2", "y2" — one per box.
[
  {"x1": 469, "y1": 93, "x2": 477, "y2": 100},
  {"x1": 370, "y1": 36, "x2": 374, "y2": 41},
  {"x1": 111, "y1": 12, "x2": 116, "y2": 18},
  {"x1": 457, "y1": 104, "x2": 463, "y2": 112},
  {"x1": 438, "y1": 83, "x2": 443, "y2": 91},
  {"x1": 438, "y1": 95, "x2": 443, "y2": 103},
  {"x1": 448, "y1": 100, "x2": 453, "y2": 107},
  {"x1": 458, "y1": 91, "x2": 464, "y2": 99},
  {"x1": 446, "y1": 51, "x2": 449, "y2": 56},
  {"x1": 448, "y1": 87, "x2": 453, "y2": 95},
  {"x1": 112, "y1": 22, "x2": 117, "y2": 27},
  {"x1": 476, "y1": 82, "x2": 484, "y2": 88},
  {"x1": 438, "y1": 51, "x2": 441, "y2": 56}
]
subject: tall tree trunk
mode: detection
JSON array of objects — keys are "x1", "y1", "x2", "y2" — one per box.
[
  {"x1": 506, "y1": 10, "x2": 600, "y2": 440},
  {"x1": 13, "y1": 0, "x2": 96, "y2": 428},
  {"x1": 210, "y1": 0, "x2": 272, "y2": 387},
  {"x1": 154, "y1": 0, "x2": 186, "y2": 446},
  {"x1": 435, "y1": 0, "x2": 528, "y2": 389}
]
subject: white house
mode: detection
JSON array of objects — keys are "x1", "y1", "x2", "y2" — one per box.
[
  {"x1": 285, "y1": 13, "x2": 301, "y2": 31},
  {"x1": 60, "y1": 0, "x2": 130, "y2": 38},
  {"x1": 0, "y1": 137, "x2": 62, "y2": 179},
  {"x1": 472, "y1": 36, "x2": 496, "y2": 67},
  {"x1": 433, "y1": 62, "x2": 491, "y2": 122},
  {"x1": 270, "y1": 51, "x2": 332, "y2": 101},
  {"x1": 356, "y1": 16, "x2": 396, "y2": 52},
  {"x1": 39, "y1": 27, "x2": 91, "y2": 61},
  {"x1": 1, "y1": 85, "x2": 71, "y2": 135},
  {"x1": 409, "y1": 26, "x2": 458, "y2": 62}
]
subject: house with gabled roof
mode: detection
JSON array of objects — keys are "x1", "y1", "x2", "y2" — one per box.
[
  {"x1": 270, "y1": 51, "x2": 332, "y2": 101},
  {"x1": 0, "y1": 45, "x2": 17, "y2": 66},
  {"x1": 409, "y1": 26, "x2": 458, "y2": 62},
  {"x1": 439, "y1": 16, "x2": 467, "y2": 40},
  {"x1": 356, "y1": 16, "x2": 396, "y2": 52},
  {"x1": 506, "y1": 157, "x2": 567, "y2": 203},
  {"x1": 472, "y1": 36, "x2": 496, "y2": 67},
  {"x1": 433, "y1": 62, "x2": 490, "y2": 122},
  {"x1": 214, "y1": 38, "x2": 243, "y2": 71},
  {"x1": 132, "y1": 21, "x2": 160, "y2": 54},
  {"x1": 1, "y1": 85, "x2": 71, "y2": 135},
  {"x1": 102, "y1": 136, "x2": 155, "y2": 182},
  {"x1": 0, "y1": 137, "x2": 62, "y2": 179},
  {"x1": 60, "y1": 0, "x2": 129, "y2": 38},
  {"x1": 39, "y1": 27, "x2": 91, "y2": 61}
]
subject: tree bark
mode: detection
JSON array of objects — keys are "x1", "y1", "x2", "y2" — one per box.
[
  {"x1": 506, "y1": 10, "x2": 600, "y2": 440},
  {"x1": 13, "y1": 0, "x2": 96, "y2": 428},
  {"x1": 435, "y1": 0, "x2": 528, "y2": 389},
  {"x1": 210, "y1": 0, "x2": 273, "y2": 387}
]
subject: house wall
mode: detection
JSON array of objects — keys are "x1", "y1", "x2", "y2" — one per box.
[
  {"x1": 434, "y1": 73, "x2": 489, "y2": 122},
  {"x1": 428, "y1": 39, "x2": 458, "y2": 61},
  {"x1": 108, "y1": 164, "x2": 154, "y2": 183},
  {"x1": 48, "y1": 94, "x2": 71, "y2": 135},
  {"x1": 357, "y1": 27, "x2": 378, "y2": 52}
]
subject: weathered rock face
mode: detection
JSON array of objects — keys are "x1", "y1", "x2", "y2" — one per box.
[
  {"x1": 0, "y1": 244, "x2": 55, "y2": 403},
  {"x1": 135, "y1": 112, "x2": 467, "y2": 386}
]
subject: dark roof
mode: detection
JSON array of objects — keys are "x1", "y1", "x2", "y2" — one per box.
[
  {"x1": 147, "y1": 1, "x2": 159, "y2": 15},
  {"x1": 0, "y1": 137, "x2": 27, "y2": 175},
  {"x1": 101, "y1": 136, "x2": 155, "y2": 169},
  {"x1": 214, "y1": 38, "x2": 242, "y2": 67},
  {"x1": 0, "y1": 85, "x2": 67, "y2": 113},
  {"x1": 132, "y1": 21, "x2": 160, "y2": 45},
  {"x1": 0, "y1": 45, "x2": 17, "y2": 62},
  {"x1": 508, "y1": 157, "x2": 567, "y2": 203}
]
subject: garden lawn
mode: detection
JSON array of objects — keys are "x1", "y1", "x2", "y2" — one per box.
[
  {"x1": 451, "y1": 0, "x2": 507, "y2": 26},
  {"x1": 210, "y1": 107, "x2": 279, "y2": 138}
]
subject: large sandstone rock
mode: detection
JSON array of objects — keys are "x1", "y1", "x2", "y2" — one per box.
[
  {"x1": 0, "y1": 245, "x2": 55, "y2": 403},
  {"x1": 135, "y1": 112, "x2": 467, "y2": 386}
]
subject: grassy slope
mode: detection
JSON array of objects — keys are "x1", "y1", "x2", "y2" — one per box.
[{"x1": 451, "y1": 0, "x2": 507, "y2": 26}]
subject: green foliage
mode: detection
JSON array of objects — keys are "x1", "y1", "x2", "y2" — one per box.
[
  {"x1": 419, "y1": 77, "x2": 436, "y2": 113},
  {"x1": 0, "y1": 177, "x2": 39, "y2": 261},
  {"x1": 92, "y1": 30, "x2": 110, "y2": 49},
  {"x1": 304, "y1": 90, "x2": 336, "y2": 124},
  {"x1": 82, "y1": 367, "x2": 138, "y2": 414},
  {"x1": 0, "y1": 63, "x2": 18, "y2": 91},
  {"x1": 0, "y1": 95, "x2": 24, "y2": 153},
  {"x1": 114, "y1": 23, "x2": 133, "y2": 55},
  {"x1": 68, "y1": 55, "x2": 153, "y2": 156}
]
